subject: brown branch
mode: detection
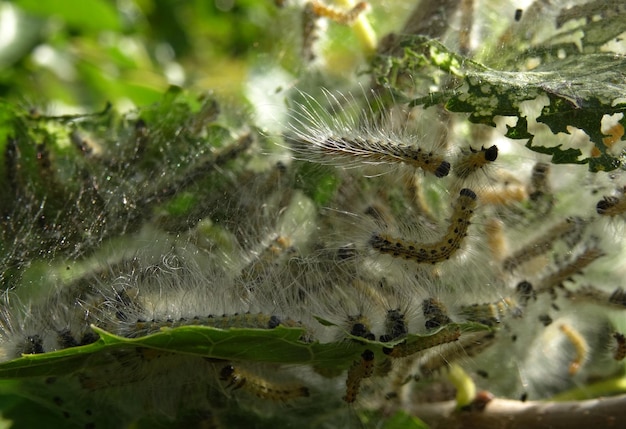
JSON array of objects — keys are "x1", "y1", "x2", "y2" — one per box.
[{"x1": 411, "y1": 393, "x2": 626, "y2": 429}]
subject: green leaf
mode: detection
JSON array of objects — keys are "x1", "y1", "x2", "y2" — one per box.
[
  {"x1": 0, "y1": 323, "x2": 491, "y2": 379},
  {"x1": 385, "y1": 37, "x2": 626, "y2": 172}
]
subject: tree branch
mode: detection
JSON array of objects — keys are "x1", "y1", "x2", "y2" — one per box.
[{"x1": 411, "y1": 393, "x2": 626, "y2": 429}]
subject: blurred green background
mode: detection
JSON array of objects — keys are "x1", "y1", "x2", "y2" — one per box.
[
  {"x1": 0, "y1": 0, "x2": 399, "y2": 112},
  {"x1": 0, "y1": 0, "x2": 284, "y2": 110}
]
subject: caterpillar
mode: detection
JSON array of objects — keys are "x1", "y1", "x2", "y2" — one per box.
[
  {"x1": 502, "y1": 217, "x2": 586, "y2": 272},
  {"x1": 300, "y1": 1, "x2": 372, "y2": 62},
  {"x1": 383, "y1": 326, "x2": 461, "y2": 359},
  {"x1": 612, "y1": 332, "x2": 626, "y2": 361},
  {"x1": 288, "y1": 90, "x2": 451, "y2": 178},
  {"x1": 346, "y1": 314, "x2": 376, "y2": 341},
  {"x1": 457, "y1": 297, "x2": 523, "y2": 327},
  {"x1": 528, "y1": 162, "x2": 550, "y2": 197},
  {"x1": 343, "y1": 349, "x2": 375, "y2": 403},
  {"x1": 301, "y1": 2, "x2": 321, "y2": 62},
  {"x1": 484, "y1": 217, "x2": 507, "y2": 263},
  {"x1": 422, "y1": 297, "x2": 452, "y2": 330},
  {"x1": 290, "y1": 134, "x2": 451, "y2": 177},
  {"x1": 453, "y1": 145, "x2": 498, "y2": 179},
  {"x1": 596, "y1": 191, "x2": 626, "y2": 217},
  {"x1": 564, "y1": 285, "x2": 626, "y2": 309},
  {"x1": 369, "y1": 188, "x2": 476, "y2": 264},
  {"x1": 379, "y1": 308, "x2": 408, "y2": 342},
  {"x1": 528, "y1": 162, "x2": 551, "y2": 202},
  {"x1": 219, "y1": 365, "x2": 310, "y2": 401},
  {"x1": 534, "y1": 246, "x2": 604, "y2": 294},
  {"x1": 309, "y1": 1, "x2": 370, "y2": 26},
  {"x1": 419, "y1": 331, "x2": 497, "y2": 377},
  {"x1": 527, "y1": 161, "x2": 555, "y2": 217},
  {"x1": 558, "y1": 324, "x2": 589, "y2": 376}
]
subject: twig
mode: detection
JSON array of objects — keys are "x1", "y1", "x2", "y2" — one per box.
[{"x1": 411, "y1": 393, "x2": 626, "y2": 429}]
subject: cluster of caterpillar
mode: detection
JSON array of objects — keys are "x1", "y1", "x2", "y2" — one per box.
[{"x1": 1, "y1": 82, "x2": 626, "y2": 428}]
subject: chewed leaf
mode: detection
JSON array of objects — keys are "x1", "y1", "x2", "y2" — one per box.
[
  {"x1": 377, "y1": 36, "x2": 626, "y2": 172},
  {"x1": 447, "y1": 54, "x2": 626, "y2": 171},
  {"x1": 0, "y1": 322, "x2": 491, "y2": 379}
]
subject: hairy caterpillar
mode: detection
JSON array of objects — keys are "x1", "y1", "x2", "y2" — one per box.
[
  {"x1": 287, "y1": 89, "x2": 451, "y2": 178},
  {"x1": 528, "y1": 162, "x2": 551, "y2": 202},
  {"x1": 612, "y1": 332, "x2": 626, "y2": 361},
  {"x1": 534, "y1": 246, "x2": 604, "y2": 294},
  {"x1": 565, "y1": 285, "x2": 626, "y2": 309},
  {"x1": 597, "y1": 191, "x2": 626, "y2": 217},
  {"x1": 369, "y1": 188, "x2": 476, "y2": 264},
  {"x1": 301, "y1": 2, "x2": 321, "y2": 62},
  {"x1": 346, "y1": 314, "x2": 376, "y2": 341},
  {"x1": 379, "y1": 308, "x2": 409, "y2": 342},
  {"x1": 343, "y1": 349, "x2": 375, "y2": 403},
  {"x1": 422, "y1": 297, "x2": 452, "y2": 330},
  {"x1": 502, "y1": 217, "x2": 586, "y2": 272},
  {"x1": 453, "y1": 145, "x2": 498, "y2": 179},
  {"x1": 527, "y1": 161, "x2": 555, "y2": 217}
]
